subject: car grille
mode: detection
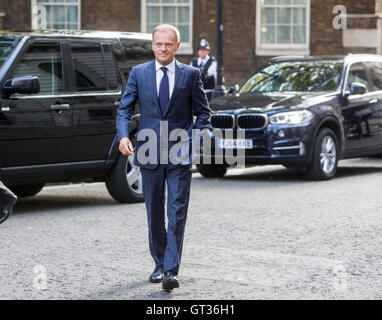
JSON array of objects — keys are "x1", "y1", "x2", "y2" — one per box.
[
  {"x1": 211, "y1": 114, "x2": 235, "y2": 129},
  {"x1": 237, "y1": 114, "x2": 267, "y2": 129}
]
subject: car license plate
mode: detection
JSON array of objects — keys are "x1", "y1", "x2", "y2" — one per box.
[{"x1": 217, "y1": 139, "x2": 253, "y2": 149}]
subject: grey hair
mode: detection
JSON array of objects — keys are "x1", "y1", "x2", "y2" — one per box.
[{"x1": 152, "y1": 24, "x2": 181, "y2": 43}]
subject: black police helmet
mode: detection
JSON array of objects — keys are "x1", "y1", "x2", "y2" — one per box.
[{"x1": 197, "y1": 38, "x2": 210, "y2": 51}]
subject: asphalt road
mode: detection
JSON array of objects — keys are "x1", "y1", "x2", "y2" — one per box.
[{"x1": 1, "y1": 158, "x2": 382, "y2": 300}]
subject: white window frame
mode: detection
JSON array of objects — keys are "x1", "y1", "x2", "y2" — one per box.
[
  {"x1": 31, "y1": 0, "x2": 81, "y2": 30},
  {"x1": 256, "y1": 0, "x2": 310, "y2": 56},
  {"x1": 141, "y1": 0, "x2": 193, "y2": 55}
]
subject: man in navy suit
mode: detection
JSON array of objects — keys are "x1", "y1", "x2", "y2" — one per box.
[{"x1": 116, "y1": 24, "x2": 210, "y2": 291}]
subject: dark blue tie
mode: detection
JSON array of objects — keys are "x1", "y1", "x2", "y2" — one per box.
[{"x1": 158, "y1": 66, "x2": 169, "y2": 115}]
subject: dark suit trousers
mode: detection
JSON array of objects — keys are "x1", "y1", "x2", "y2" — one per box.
[{"x1": 141, "y1": 163, "x2": 192, "y2": 275}]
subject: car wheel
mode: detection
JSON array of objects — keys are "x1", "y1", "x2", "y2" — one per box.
[
  {"x1": 196, "y1": 164, "x2": 227, "y2": 178},
  {"x1": 105, "y1": 153, "x2": 144, "y2": 203},
  {"x1": 8, "y1": 183, "x2": 44, "y2": 198},
  {"x1": 307, "y1": 128, "x2": 339, "y2": 180}
]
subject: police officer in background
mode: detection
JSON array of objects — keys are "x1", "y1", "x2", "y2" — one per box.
[{"x1": 190, "y1": 39, "x2": 217, "y2": 101}]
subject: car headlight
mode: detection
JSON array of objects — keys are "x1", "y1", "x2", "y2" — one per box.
[{"x1": 269, "y1": 110, "x2": 313, "y2": 125}]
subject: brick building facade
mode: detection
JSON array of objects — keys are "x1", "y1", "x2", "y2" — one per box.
[{"x1": 0, "y1": 0, "x2": 379, "y2": 86}]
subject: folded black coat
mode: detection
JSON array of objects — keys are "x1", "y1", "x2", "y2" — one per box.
[{"x1": 0, "y1": 184, "x2": 17, "y2": 224}]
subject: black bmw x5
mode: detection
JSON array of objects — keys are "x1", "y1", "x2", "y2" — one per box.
[{"x1": 196, "y1": 54, "x2": 382, "y2": 180}]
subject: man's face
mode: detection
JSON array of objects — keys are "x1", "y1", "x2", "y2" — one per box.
[
  {"x1": 152, "y1": 30, "x2": 180, "y2": 66},
  {"x1": 198, "y1": 49, "x2": 209, "y2": 60}
]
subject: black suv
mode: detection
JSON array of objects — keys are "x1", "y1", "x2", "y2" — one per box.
[
  {"x1": 197, "y1": 54, "x2": 382, "y2": 180},
  {"x1": 0, "y1": 30, "x2": 154, "y2": 202}
]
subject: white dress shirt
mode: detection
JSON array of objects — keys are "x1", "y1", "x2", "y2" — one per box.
[{"x1": 155, "y1": 59, "x2": 176, "y2": 98}]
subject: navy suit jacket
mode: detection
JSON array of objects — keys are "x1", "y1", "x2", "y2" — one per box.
[{"x1": 116, "y1": 59, "x2": 211, "y2": 169}]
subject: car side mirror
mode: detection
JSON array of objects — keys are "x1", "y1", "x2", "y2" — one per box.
[
  {"x1": 350, "y1": 82, "x2": 367, "y2": 95},
  {"x1": 228, "y1": 84, "x2": 240, "y2": 95},
  {"x1": 2, "y1": 76, "x2": 40, "y2": 95}
]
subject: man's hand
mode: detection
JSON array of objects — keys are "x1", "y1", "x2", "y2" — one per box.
[
  {"x1": 119, "y1": 137, "x2": 134, "y2": 156},
  {"x1": 199, "y1": 128, "x2": 214, "y2": 138}
]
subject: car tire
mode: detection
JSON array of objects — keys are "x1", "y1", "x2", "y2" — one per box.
[
  {"x1": 105, "y1": 152, "x2": 144, "y2": 203},
  {"x1": 196, "y1": 164, "x2": 227, "y2": 178},
  {"x1": 307, "y1": 128, "x2": 339, "y2": 180},
  {"x1": 8, "y1": 183, "x2": 44, "y2": 198}
]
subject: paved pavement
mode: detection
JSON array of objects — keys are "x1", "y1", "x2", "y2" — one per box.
[{"x1": 1, "y1": 158, "x2": 382, "y2": 300}]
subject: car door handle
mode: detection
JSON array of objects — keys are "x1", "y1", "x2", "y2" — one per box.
[
  {"x1": 51, "y1": 104, "x2": 71, "y2": 110},
  {"x1": 114, "y1": 101, "x2": 120, "y2": 107},
  {"x1": 369, "y1": 99, "x2": 378, "y2": 104}
]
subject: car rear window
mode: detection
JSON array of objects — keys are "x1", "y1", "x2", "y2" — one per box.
[
  {"x1": 119, "y1": 38, "x2": 154, "y2": 80},
  {"x1": 70, "y1": 42, "x2": 119, "y2": 92},
  {"x1": 240, "y1": 61, "x2": 344, "y2": 93}
]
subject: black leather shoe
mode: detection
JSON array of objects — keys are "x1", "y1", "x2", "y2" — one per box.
[
  {"x1": 162, "y1": 271, "x2": 179, "y2": 291},
  {"x1": 0, "y1": 194, "x2": 17, "y2": 224},
  {"x1": 149, "y1": 266, "x2": 164, "y2": 283}
]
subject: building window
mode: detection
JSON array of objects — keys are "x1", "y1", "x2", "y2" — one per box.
[
  {"x1": 141, "y1": 0, "x2": 193, "y2": 55},
  {"x1": 256, "y1": 0, "x2": 310, "y2": 56},
  {"x1": 31, "y1": 0, "x2": 80, "y2": 30}
]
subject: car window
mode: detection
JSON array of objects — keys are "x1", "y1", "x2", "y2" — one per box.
[
  {"x1": 101, "y1": 44, "x2": 119, "y2": 91},
  {"x1": 119, "y1": 39, "x2": 154, "y2": 81},
  {"x1": 366, "y1": 61, "x2": 382, "y2": 91},
  {"x1": 239, "y1": 61, "x2": 343, "y2": 93},
  {"x1": 11, "y1": 42, "x2": 63, "y2": 94},
  {"x1": 346, "y1": 62, "x2": 369, "y2": 92},
  {"x1": 0, "y1": 36, "x2": 21, "y2": 69},
  {"x1": 71, "y1": 43, "x2": 118, "y2": 92}
]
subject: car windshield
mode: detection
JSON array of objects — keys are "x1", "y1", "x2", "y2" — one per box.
[
  {"x1": 0, "y1": 36, "x2": 20, "y2": 69},
  {"x1": 239, "y1": 61, "x2": 344, "y2": 94}
]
